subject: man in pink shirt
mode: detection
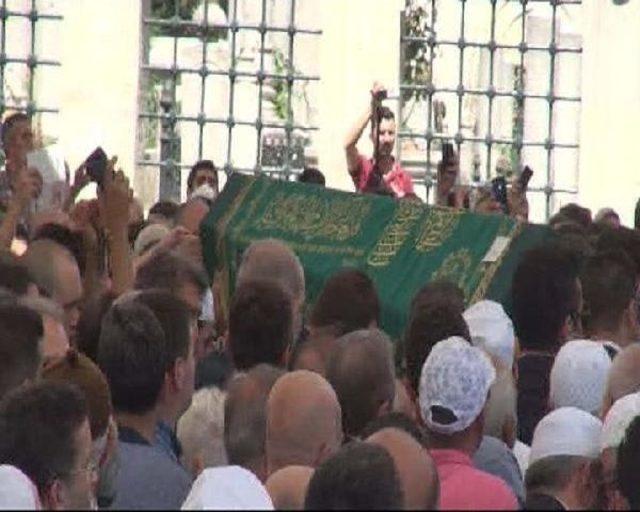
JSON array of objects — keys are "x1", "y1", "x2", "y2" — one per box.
[
  {"x1": 344, "y1": 83, "x2": 415, "y2": 199},
  {"x1": 418, "y1": 336, "x2": 519, "y2": 510}
]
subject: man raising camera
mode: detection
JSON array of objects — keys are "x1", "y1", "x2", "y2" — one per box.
[{"x1": 344, "y1": 83, "x2": 414, "y2": 199}]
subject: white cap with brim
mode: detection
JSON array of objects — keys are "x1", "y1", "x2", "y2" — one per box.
[
  {"x1": 418, "y1": 336, "x2": 496, "y2": 435},
  {"x1": 181, "y1": 466, "x2": 273, "y2": 510},
  {"x1": 529, "y1": 407, "x2": 602, "y2": 465},
  {"x1": 463, "y1": 300, "x2": 515, "y2": 368},
  {"x1": 550, "y1": 339, "x2": 612, "y2": 415},
  {"x1": 601, "y1": 393, "x2": 640, "y2": 452},
  {"x1": 0, "y1": 465, "x2": 40, "y2": 510}
]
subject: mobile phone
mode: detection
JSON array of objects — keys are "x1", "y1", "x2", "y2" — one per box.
[
  {"x1": 84, "y1": 147, "x2": 108, "y2": 188},
  {"x1": 519, "y1": 166, "x2": 533, "y2": 191},
  {"x1": 442, "y1": 142, "x2": 455, "y2": 164},
  {"x1": 491, "y1": 176, "x2": 509, "y2": 214}
]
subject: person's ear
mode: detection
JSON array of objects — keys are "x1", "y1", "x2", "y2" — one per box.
[
  {"x1": 377, "y1": 399, "x2": 393, "y2": 419},
  {"x1": 191, "y1": 453, "x2": 205, "y2": 478}
]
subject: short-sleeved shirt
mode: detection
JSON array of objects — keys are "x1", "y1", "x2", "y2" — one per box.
[
  {"x1": 110, "y1": 426, "x2": 192, "y2": 510},
  {"x1": 351, "y1": 154, "x2": 414, "y2": 199},
  {"x1": 430, "y1": 448, "x2": 518, "y2": 510}
]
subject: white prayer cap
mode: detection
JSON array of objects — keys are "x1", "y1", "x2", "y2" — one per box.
[
  {"x1": 182, "y1": 466, "x2": 274, "y2": 510},
  {"x1": 529, "y1": 407, "x2": 602, "y2": 465},
  {"x1": 549, "y1": 339, "x2": 612, "y2": 415},
  {"x1": 463, "y1": 300, "x2": 515, "y2": 368},
  {"x1": 0, "y1": 465, "x2": 40, "y2": 510},
  {"x1": 601, "y1": 393, "x2": 640, "y2": 451},
  {"x1": 419, "y1": 336, "x2": 496, "y2": 435}
]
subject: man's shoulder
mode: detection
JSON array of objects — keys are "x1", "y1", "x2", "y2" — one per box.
[
  {"x1": 117, "y1": 440, "x2": 191, "y2": 482},
  {"x1": 112, "y1": 441, "x2": 192, "y2": 510}
]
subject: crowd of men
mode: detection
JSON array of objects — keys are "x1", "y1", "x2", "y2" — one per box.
[{"x1": 2, "y1": 94, "x2": 640, "y2": 511}]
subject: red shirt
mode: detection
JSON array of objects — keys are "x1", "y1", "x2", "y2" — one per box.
[
  {"x1": 351, "y1": 154, "x2": 414, "y2": 199},
  {"x1": 430, "y1": 449, "x2": 518, "y2": 511}
]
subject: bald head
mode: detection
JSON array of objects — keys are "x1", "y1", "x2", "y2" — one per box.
[
  {"x1": 325, "y1": 329, "x2": 395, "y2": 438},
  {"x1": 22, "y1": 240, "x2": 83, "y2": 343},
  {"x1": 224, "y1": 364, "x2": 285, "y2": 482},
  {"x1": 266, "y1": 370, "x2": 342, "y2": 474},
  {"x1": 237, "y1": 239, "x2": 305, "y2": 307},
  {"x1": 367, "y1": 428, "x2": 439, "y2": 510},
  {"x1": 265, "y1": 466, "x2": 314, "y2": 510},
  {"x1": 603, "y1": 344, "x2": 640, "y2": 415}
]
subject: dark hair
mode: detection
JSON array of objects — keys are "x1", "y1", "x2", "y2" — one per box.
[
  {"x1": 405, "y1": 301, "x2": 470, "y2": 396},
  {"x1": 0, "y1": 252, "x2": 35, "y2": 295},
  {"x1": 1, "y1": 112, "x2": 30, "y2": 147},
  {"x1": 298, "y1": 167, "x2": 326, "y2": 186},
  {"x1": 512, "y1": 244, "x2": 580, "y2": 351},
  {"x1": 187, "y1": 159, "x2": 217, "y2": 192},
  {"x1": 134, "y1": 250, "x2": 208, "y2": 296},
  {"x1": 149, "y1": 201, "x2": 180, "y2": 224},
  {"x1": 0, "y1": 304, "x2": 44, "y2": 399},
  {"x1": 360, "y1": 412, "x2": 426, "y2": 446},
  {"x1": 304, "y1": 441, "x2": 403, "y2": 510},
  {"x1": 310, "y1": 269, "x2": 380, "y2": 334},
  {"x1": 376, "y1": 106, "x2": 395, "y2": 124},
  {"x1": 325, "y1": 330, "x2": 395, "y2": 438},
  {"x1": 76, "y1": 292, "x2": 116, "y2": 363},
  {"x1": 525, "y1": 455, "x2": 585, "y2": 496},
  {"x1": 32, "y1": 223, "x2": 86, "y2": 276},
  {"x1": 618, "y1": 415, "x2": 640, "y2": 509},
  {"x1": 0, "y1": 381, "x2": 87, "y2": 493},
  {"x1": 134, "y1": 290, "x2": 192, "y2": 363},
  {"x1": 97, "y1": 291, "x2": 190, "y2": 414},
  {"x1": 228, "y1": 280, "x2": 293, "y2": 371},
  {"x1": 554, "y1": 203, "x2": 592, "y2": 229},
  {"x1": 582, "y1": 251, "x2": 638, "y2": 334},
  {"x1": 410, "y1": 280, "x2": 466, "y2": 314},
  {"x1": 594, "y1": 227, "x2": 640, "y2": 275}
]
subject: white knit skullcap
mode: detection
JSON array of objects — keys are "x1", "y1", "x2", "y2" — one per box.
[
  {"x1": 182, "y1": 466, "x2": 273, "y2": 510},
  {"x1": 550, "y1": 339, "x2": 612, "y2": 415},
  {"x1": 529, "y1": 407, "x2": 602, "y2": 465},
  {"x1": 463, "y1": 300, "x2": 515, "y2": 368},
  {"x1": 0, "y1": 465, "x2": 40, "y2": 510},
  {"x1": 418, "y1": 336, "x2": 496, "y2": 435},
  {"x1": 601, "y1": 393, "x2": 640, "y2": 451}
]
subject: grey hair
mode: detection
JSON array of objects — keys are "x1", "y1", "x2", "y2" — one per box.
[
  {"x1": 177, "y1": 387, "x2": 228, "y2": 471},
  {"x1": 236, "y1": 239, "x2": 305, "y2": 303}
]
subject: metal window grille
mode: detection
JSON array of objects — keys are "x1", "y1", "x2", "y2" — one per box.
[
  {"x1": 398, "y1": 0, "x2": 583, "y2": 221},
  {"x1": 0, "y1": 0, "x2": 61, "y2": 147},
  {"x1": 138, "y1": 0, "x2": 321, "y2": 202}
]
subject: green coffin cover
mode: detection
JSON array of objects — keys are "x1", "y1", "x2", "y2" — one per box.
[{"x1": 201, "y1": 174, "x2": 552, "y2": 340}]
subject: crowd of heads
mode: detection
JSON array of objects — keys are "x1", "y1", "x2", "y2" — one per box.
[{"x1": 2, "y1": 112, "x2": 640, "y2": 511}]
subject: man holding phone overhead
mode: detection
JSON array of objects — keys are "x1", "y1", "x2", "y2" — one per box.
[
  {"x1": 0, "y1": 113, "x2": 43, "y2": 214},
  {"x1": 344, "y1": 83, "x2": 415, "y2": 199}
]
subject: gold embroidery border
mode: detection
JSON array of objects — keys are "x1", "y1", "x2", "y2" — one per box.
[
  {"x1": 367, "y1": 200, "x2": 424, "y2": 267},
  {"x1": 214, "y1": 176, "x2": 257, "y2": 318},
  {"x1": 469, "y1": 218, "x2": 524, "y2": 305}
]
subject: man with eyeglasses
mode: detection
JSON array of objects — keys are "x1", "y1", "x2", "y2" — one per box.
[{"x1": 0, "y1": 380, "x2": 96, "y2": 509}]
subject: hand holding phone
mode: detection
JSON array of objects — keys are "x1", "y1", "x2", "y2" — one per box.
[
  {"x1": 491, "y1": 177, "x2": 509, "y2": 214},
  {"x1": 519, "y1": 166, "x2": 533, "y2": 191},
  {"x1": 84, "y1": 147, "x2": 109, "y2": 188}
]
